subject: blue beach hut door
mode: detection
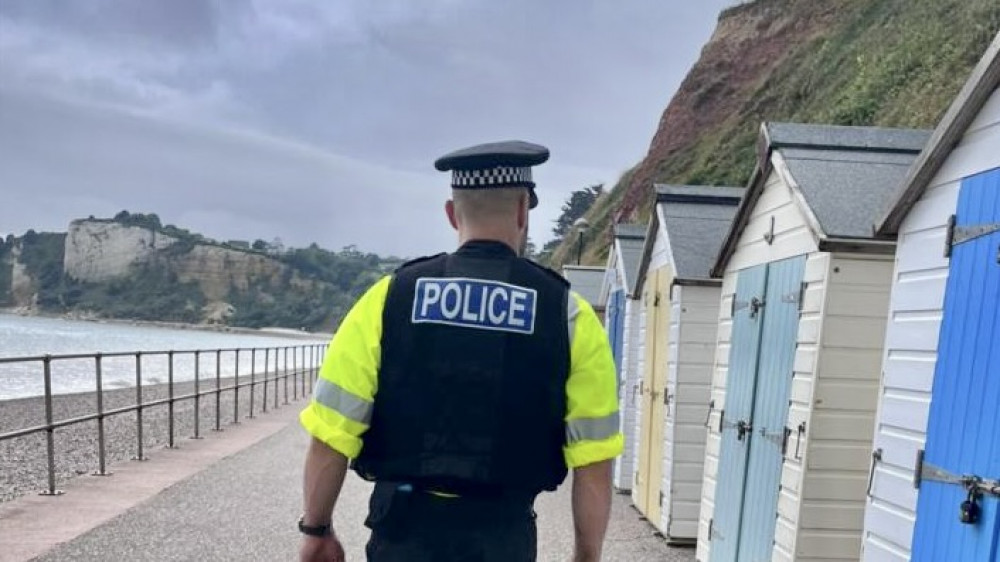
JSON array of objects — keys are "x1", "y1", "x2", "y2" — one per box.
[
  {"x1": 710, "y1": 264, "x2": 767, "y2": 562},
  {"x1": 711, "y1": 255, "x2": 806, "y2": 561},
  {"x1": 911, "y1": 167, "x2": 1000, "y2": 562},
  {"x1": 609, "y1": 289, "x2": 626, "y2": 379}
]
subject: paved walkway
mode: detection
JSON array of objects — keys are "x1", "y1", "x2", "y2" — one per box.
[{"x1": 2, "y1": 408, "x2": 694, "y2": 561}]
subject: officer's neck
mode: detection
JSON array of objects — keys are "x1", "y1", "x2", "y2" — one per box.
[{"x1": 457, "y1": 225, "x2": 522, "y2": 255}]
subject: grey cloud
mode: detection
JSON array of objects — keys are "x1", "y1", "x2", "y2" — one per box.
[
  {"x1": 0, "y1": 0, "x2": 223, "y2": 49},
  {"x1": 0, "y1": 87, "x2": 456, "y2": 257},
  {"x1": 0, "y1": 1, "x2": 732, "y2": 255}
]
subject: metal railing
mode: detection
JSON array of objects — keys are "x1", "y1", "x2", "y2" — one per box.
[{"x1": 0, "y1": 343, "x2": 326, "y2": 496}]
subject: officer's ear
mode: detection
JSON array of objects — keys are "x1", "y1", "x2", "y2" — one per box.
[
  {"x1": 445, "y1": 199, "x2": 459, "y2": 231},
  {"x1": 516, "y1": 191, "x2": 529, "y2": 230}
]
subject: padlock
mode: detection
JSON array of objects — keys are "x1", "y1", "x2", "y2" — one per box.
[{"x1": 959, "y1": 488, "x2": 981, "y2": 525}]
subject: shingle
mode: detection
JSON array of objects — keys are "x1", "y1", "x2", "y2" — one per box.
[
  {"x1": 779, "y1": 147, "x2": 925, "y2": 238},
  {"x1": 613, "y1": 223, "x2": 647, "y2": 296},
  {"x1": 766, "y1": 122, "x2": 930, "y2": 153},
  {"x1": 614, "y1": 224, "x2": 647, "y2": 240},
  {"x1": 654, "y1": 185, "x2": 743, "y2": 281},
  {"x1": 660, "y1": 204, "x2": 739, "y2": 280},
  {"x1": 656, "y1": 184, "x2": 744, "y2": 203},
  {"x1": 562, "y1": 266, "x2": 605, "y2": 306}
]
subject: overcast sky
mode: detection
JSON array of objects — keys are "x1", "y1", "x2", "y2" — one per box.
[{"x1": 0, "y1": 1, "x2": 731, "y2": 257}]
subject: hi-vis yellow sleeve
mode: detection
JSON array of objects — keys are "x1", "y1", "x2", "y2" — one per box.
[
  {"x1": 299, "y1": 275, "x2": 390, "y2": 459},
  {"x1": 564, "y1": 292, "x2": 624, "y2": 468}
]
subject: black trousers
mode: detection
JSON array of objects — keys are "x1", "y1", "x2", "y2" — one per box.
[{"x1": 363, "y1": 482, "x2": 538, "y2": 562}]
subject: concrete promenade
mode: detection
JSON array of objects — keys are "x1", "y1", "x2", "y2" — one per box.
[{"x1": 0, "y1": 402, "x2": 695, "y2": 562}]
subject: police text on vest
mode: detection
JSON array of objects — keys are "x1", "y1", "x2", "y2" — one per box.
[{"x1": 411, "y1": 277, "x2": 537, "y2": 335}]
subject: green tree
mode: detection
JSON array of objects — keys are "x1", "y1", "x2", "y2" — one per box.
[{"x1": 552, "y1": 184, "x2": 603, "y2": 238}]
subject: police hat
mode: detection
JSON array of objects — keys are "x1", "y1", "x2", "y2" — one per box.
[{"x1": 434, "y1": 140, "x2": 549, "y2": 209}]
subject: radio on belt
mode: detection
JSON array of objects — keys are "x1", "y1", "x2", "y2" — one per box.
[{"x1": 411, "y1": 277, "x2": 537, "y2": 335}]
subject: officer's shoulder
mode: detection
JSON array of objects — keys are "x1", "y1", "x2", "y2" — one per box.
[
  {"x1": 521, "y1": 258, "x2": 570, "y2": 288},
  {"x1": 394, "y1": 252, "x2": 448, "y2": 273}
]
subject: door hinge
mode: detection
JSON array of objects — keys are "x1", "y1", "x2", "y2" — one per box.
[
  {"x1": 708, "y1": 518, "x2": 723, "y2": 541},
  {"x1": 793, "y1": 422, "x2": 806, "y2": 460},
  {"x1": 944, "y1": 214, "x2": 1000, "y2": 258},
  {"x1": 731, "y1": 297, "x2": 747, "y2": 317},
  {"x1": 659, "y1": 491, "x2": 665, "y2": 507},
  {"x1": 780, "y1": 282, "x2": 807, "y2": 311},
  {"x1": 867, "y1": 448, "x2": 882, "y2": 497},
  {"x1": 914, "y1": 449, "x2": 1000, "y2": 496},
  {"x1": 763, "y1": 215, "x2": 776, "y2": 245}
]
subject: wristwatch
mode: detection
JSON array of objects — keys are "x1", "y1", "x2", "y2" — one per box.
[{"x1": 297, "y1": 516, "x2": 331, "y2": 537}]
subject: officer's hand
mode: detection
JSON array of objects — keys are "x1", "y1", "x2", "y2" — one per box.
[{"x1": 299, "y1": 533, "x2": 345, "y2": 562}]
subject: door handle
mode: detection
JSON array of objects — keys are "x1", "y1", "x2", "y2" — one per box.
[{"x1": 736, "y1": 420, "x2": 753, "y2": 441}]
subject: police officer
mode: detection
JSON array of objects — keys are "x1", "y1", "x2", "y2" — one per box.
[{"x1": 297, "y1": 140, "x2": 623, "y2": 562}]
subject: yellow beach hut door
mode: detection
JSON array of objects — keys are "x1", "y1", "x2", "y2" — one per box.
[{"x1": 635, "y1": 267, "x2": 672, "y2": 522}]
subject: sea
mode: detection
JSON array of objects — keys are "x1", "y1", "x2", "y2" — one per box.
[{"x1": 0, "y1": 314, "x2": 331, "y2": 400}]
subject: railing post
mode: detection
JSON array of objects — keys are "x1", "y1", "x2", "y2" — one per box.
[
  {"x1": 233, "y1": 349, "x2": 240, "y2": 425},
  {"x1": 133, "y1": 353, "x2": 147, "y2": 461},
  {"x1": 248, "y1": 348, "x2": 256, "y2": 419},
  {"x1": 274, "y1": 347, "x2": 280, "y2": 410},
  {"x1": 214, "y1": 349, "x2": 222, "y2": 432},
  {"x1": 93, "y1": 353, "x2": 111, "y2": 476},
  {"x1": 300, "y1": 346, "x2": 306, "y2": 399},
  {"x1": 192, "y1": 351, "x2": 203, "y2": 440},
  {"x1": 308, "y1": 345, "x2": 314, "y2": 395},
  {"x1": 262, "y1": 348, "x2": 269, "y2": 414},
  {"x1": 39, "y1": 356, "x2": 63, "y2": 496},
  {"x1": 167, "y1": 351, "x2": 177, "y2": 448},
  {"x1": 283, "y1": 347, "x2": 289, "y2": 405},
  {"x1": 293, "y1": 346, "x2": 299, "y2": 401}
]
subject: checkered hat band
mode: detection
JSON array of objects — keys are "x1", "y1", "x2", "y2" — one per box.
[{"x1": 452, "y1": 166, "x2": 532, "y2": 187}]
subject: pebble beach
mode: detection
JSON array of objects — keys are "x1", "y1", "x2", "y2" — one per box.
[{"x1": 0, "y1": 372, "x2": 311, "y2": 503}]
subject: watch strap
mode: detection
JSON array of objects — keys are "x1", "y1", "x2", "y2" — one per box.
[{"x1": 298, "y1": 517, "x2": 331, "y2": 537}]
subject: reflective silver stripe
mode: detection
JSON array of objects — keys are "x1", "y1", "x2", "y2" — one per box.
[
  {"x1": 313, "y1": 378, "x2": 373, "y2": 425},
  {"x1": 567, "y1": 292, "x2": 581, "y2": 347},
  {"x1": 566, "y1": 412, "x2": 620, "y2": 443}
]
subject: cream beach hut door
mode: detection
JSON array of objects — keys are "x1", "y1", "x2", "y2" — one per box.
[{"x1": 635, "y1": 267, "x2": 671, "y2": 522}]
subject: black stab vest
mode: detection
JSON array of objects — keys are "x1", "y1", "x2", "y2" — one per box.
[{"x1": 352, "y1": 240, "x2": 571, "y2": 496}]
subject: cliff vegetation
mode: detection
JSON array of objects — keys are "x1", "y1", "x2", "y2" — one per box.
[
  {"x1": 546, "y1": 0, "x2": 1000, "y2": 267},
  {"x1": 1, "y1": 212, "x2": 393, "y2": 332}
]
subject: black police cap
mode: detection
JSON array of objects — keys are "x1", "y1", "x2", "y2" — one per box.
[{"x1": 434, "y1": 140, "x2": 549, "y2": 209}]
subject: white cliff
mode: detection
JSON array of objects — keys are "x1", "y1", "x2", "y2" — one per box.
[
  {"x1": 61, "y1": 219, "x2": 312, "y2": 310},
  {"x1": 64, "y1": 220, "x2": 176, "y2": 282}
]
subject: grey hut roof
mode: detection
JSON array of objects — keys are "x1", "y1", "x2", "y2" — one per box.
[
  {"x1": 765, "y1": 122, "x2": 931, "y2": 238},
  {"x1": 711, "y1": 122, "x2": 932, "y2": 276},
  {"x1": 879, "y1": 33, "x2": 1000, "y2": 234},
  {"x1": 562, "y1": 265, "x2": 606, "y2": 307},
  {"x1": 614, "y1": 223, "x2": 647, "y2": 297},
  {"x1": 635, "y1": 185, "x2": 743, "y2": 293},
  {"x1": 657, "y1": 185, "x2": 743, "y2": 281}
]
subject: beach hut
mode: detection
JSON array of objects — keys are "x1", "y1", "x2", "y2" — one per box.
[
  {"x1": 598, "y1": 224, "x2": 648, "y2": 493},
  {"x1": 862, "y1": 34, "x2": 1000, "y2": 562},
  {"x1": 630, "y1": 185, "x2": 743, "y2": 543},
  {"x1": 562, "y1": 265, "x2": 606, "y2": 322},
  {"x1": 696, "y1": 122, "x2": 931, "y2": 562}
]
